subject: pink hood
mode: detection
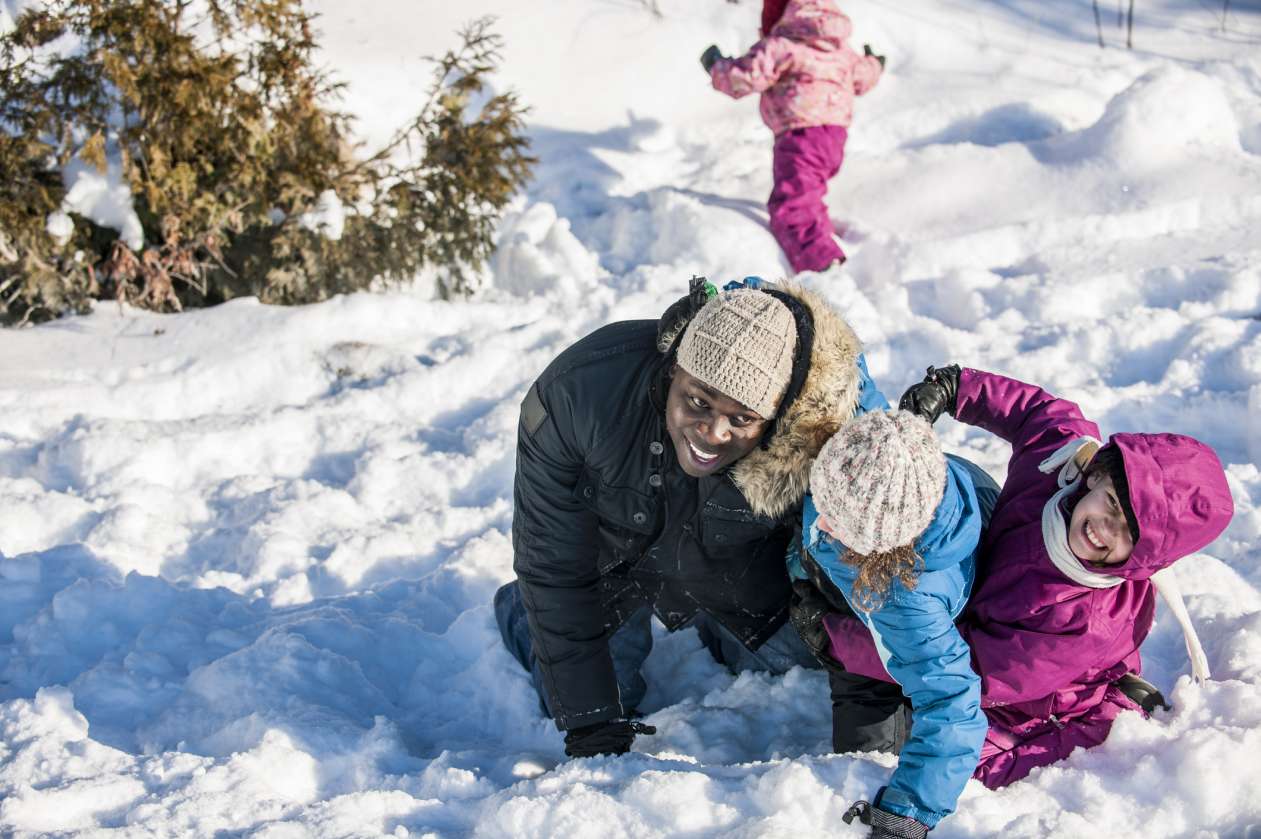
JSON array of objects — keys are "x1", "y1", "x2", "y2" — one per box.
[
  {"x1": 771, "y1": 0, "x2": 853, "y2": 50},
  {"x1": 1107, "y1": 433, "x2": 1234, "y2": 580}
]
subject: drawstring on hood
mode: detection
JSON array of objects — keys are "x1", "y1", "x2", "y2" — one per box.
[{"x1": 1038, "y1": 437, "x2": 1211, "y2": 683}]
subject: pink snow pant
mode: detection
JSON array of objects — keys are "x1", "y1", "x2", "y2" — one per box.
[
  {"x1": 769, "y1": 125, "x2": 847, "y2": 273},
  {"x1": 823, "y1": 610, "x2": 1140, "y2": 789}
]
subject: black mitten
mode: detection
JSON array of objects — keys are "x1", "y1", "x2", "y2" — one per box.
[
  {"x1": 863, "y1": 43, "x2": 887, "y2": 69},
  {"x1": 789, "y1": 579, "x2": 835, "y2": 663},
  {"x1": 1115, "y1": 672, "x2": 1171, "y2": 714},
  {"x1": 843, "y1": 790, "x2": 929, "y2": 839},
  {"x1": 563, "y1": 719, "x2": 657, "y2": 758},
  {"x1": 898, "y1": 364, "x2": 961, "y2": 424},
  {"x1": 700, "y1": 44, "x2": 724, "y2": 73}
]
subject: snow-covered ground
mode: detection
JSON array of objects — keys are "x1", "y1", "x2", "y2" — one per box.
[{"x1": 2, "y1": 0, "x2": 1261, "y2": 835}]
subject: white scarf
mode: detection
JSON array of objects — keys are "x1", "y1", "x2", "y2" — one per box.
[{"x1": 1038, "y1": 437, "x2": 1211, "y2": 684}]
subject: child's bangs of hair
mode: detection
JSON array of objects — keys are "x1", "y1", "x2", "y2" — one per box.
[
  {"x1": 841, "y1": 543, "x2": 923, "y2": 612},
  {"x1": 1085, "y1": 445, "x2": 1140, "y2": 543}
]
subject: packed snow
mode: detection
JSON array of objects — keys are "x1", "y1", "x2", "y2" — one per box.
[{"x1": 2, "y1": 0, "x2": 1261, "y2": 836}]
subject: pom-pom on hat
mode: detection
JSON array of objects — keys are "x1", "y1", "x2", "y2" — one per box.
[
  {"x1": 810, "y1": 410, "x2": 947, "y2": 555},
  {"x1": 676, "y1": 289, "x2": 797, "y2": 420}
]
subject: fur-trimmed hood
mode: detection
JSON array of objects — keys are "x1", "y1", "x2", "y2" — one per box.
[{"x1": 658, "y1": 281, "x2": 865, "y2": 520}]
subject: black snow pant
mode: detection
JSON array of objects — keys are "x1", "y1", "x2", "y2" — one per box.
[{"x1": 829, "y1": 668, "x2": 912, "y2": 754}]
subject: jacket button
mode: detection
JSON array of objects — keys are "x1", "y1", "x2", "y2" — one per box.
[
  {"x1": 582, "y1": 486, "x2": 593, "y2": 499},
  {"x1": 715, "y1": 533, "x2": 726, "y2": 543},
  {"x1": 632, "y1": 512, "x2": 647, "y2": 525},
  {"x1": 649, "y1": 441, "x2": 664, "y2": 455},
  {"x1": 648, "y1": 474, "x2": 662, "y2": 487}
]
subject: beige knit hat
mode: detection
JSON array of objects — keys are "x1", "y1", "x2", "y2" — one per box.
[
  {"x1": 810, "y1": 410, "x2": 947, "y2": 555},
  {"x1": 676, "y1": 289, "x2": 797, "y2": 419}
]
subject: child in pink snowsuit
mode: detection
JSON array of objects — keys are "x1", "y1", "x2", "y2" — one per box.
[
  {"x1": 703, "y1": 0, "x2": 884, "y2": 273},
  {"x1": 824, "y1": 365, "x2": 1234, "y2": 791}
]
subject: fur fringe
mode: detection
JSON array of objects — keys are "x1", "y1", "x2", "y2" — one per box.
[{"x1": 730, "y1": 282, "x2": 863, "y2": 519}]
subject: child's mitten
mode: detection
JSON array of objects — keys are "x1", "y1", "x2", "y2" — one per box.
[
  {"x1": 843, "y1": 791, "x2": 929, "y2": 838},
  {"x1": 700, "y1": 44, "x2": 725, "y2": 73},
  {"x1": 788, "y1": 580, "x2": 836, "y2": 665}
]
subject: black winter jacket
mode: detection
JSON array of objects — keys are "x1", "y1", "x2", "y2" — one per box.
[{"x1": 512, "y1": 284, "x2": 866, "y2": 730}]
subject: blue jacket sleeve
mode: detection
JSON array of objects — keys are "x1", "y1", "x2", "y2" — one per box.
[
  {"x1": 855, "y1": 354, "x2": 890, "y2": 413},
  {"x1": 864, "y1": 597, "x2": 987, "y2": 827}
]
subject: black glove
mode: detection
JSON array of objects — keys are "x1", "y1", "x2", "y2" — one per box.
[
  {"x1": 863, "y1": 43, "x2": 887, "y2": 69},
  {"x1": 789, "y1": 579, "x2": 836, "y2": 665},
  {"x1": 1115, "y1": 672, "x2": 1171, "y2": 714},
  {"x1": 563, "y1": 719, "x2": 657, "y2": 758},
  {"x1": 898, "y1": 364, "x2": 961, "y2": 425},
  {"x1": 700, "y1": 44, "x2": 724, "y2": 73},
  {"x1": 843, "y1": 790, "x2": 929, "y2": 839}
]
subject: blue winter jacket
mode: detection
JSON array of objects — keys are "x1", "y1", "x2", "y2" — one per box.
[{"x1": 794, "y1": 455, "x2": 988, "y2": 828}]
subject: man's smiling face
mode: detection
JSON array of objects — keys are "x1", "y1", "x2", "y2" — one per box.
[{"x1": 664, "y1": 366, "x2": 769, "y2": 478}]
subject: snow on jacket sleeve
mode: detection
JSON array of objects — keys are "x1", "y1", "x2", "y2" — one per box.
[
  {"x1": 953, "y1": 368, "x2": 1102, "y2": 479},
  {"x1": 512, "y1": 381, "x2": 621, "y2": 730},
  {"x1": 865, "y1": 595, "x2": 987, "y2": 828},
  {"x1": 710, "y1": 37, "x2": 795, "y2": 98}
]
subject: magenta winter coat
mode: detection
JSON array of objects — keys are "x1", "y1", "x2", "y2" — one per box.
[
  {"x1": 709, "y1": 0, "x2": 883, "y2": 136},
  {"x1": 823, "y1": 369, "x2": 1234, "y2": 787}
]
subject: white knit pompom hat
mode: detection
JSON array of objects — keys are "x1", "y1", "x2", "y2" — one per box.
[
  {"x1": 676, "y1": 289, "x2": 796, "y2": 419},
  {"x1": 810, "y1": 410, "x2": 947, "y2": 555}
]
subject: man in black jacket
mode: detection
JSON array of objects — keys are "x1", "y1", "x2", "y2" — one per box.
[{"x1": 494, "y1": 280, "x2": 884, "y2": 758}]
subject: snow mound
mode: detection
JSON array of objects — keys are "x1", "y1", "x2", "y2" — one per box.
[
  {"x1": 1050, "y1": 66, "x2": 1241, "y2": 170},
  {"x1": 491, "y1": 201, "x2": 603, "y2": 297}
]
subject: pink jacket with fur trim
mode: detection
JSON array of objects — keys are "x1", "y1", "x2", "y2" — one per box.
[{"x1": 709, "y1": 0, "x2": 883, "y2": 136}]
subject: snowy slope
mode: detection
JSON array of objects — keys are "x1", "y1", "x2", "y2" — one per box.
[{"x1": 2, "y1": 1, "x2": 1260, "y2": 836}]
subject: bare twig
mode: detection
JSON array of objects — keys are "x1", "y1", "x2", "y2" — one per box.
[
  {"x1": 1093, "y1": 0, "x2": 1105, "y2": 47},
  {"x1": 1126, "y1": 0, "x2": 1135, "y2": 48}
]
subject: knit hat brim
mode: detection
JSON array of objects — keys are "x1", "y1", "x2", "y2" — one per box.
[{"x1": 676, "y1": 289, "x2": 797, "y2": 419}]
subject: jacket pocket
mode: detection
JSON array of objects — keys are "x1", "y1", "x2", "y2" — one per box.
[
  {"x1": 700, "y1": 501, "x2": 778, "y2": 556},
  {"x1": 574, "y1": 468, "x2": 657, "y2": 572}
]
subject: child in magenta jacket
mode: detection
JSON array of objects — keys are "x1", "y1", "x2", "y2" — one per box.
[
  {"x1": 701, "y1": 0, "x2": 884, "y2": 274},
  {"x1": 823, "y1": 365, "x2": 1235, "y2": 792}
]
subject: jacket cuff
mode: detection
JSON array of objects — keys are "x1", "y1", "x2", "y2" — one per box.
[
  {"x1": 555, "y1": 702, "x2": 622, "y2": 732},
  {"x1": 876, "y1": 785, "x2": 944, "y2": 829}
]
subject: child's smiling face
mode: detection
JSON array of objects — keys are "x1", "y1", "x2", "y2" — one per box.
[{"x1": 1067, "y1": 472, "x2": 1136, "y2": 566}]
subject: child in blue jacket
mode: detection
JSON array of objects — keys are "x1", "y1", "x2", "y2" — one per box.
[{"x1": 788, "y1": 409, "x2": 998, "y2": 838}]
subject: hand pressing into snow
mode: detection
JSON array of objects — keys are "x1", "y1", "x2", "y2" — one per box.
[
  {"x1": 843, "y1": 793, "x2": 930, "y2": 838},
  {"x1": 563, "y1": 719, "x2": 657, "y2": 758}
]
